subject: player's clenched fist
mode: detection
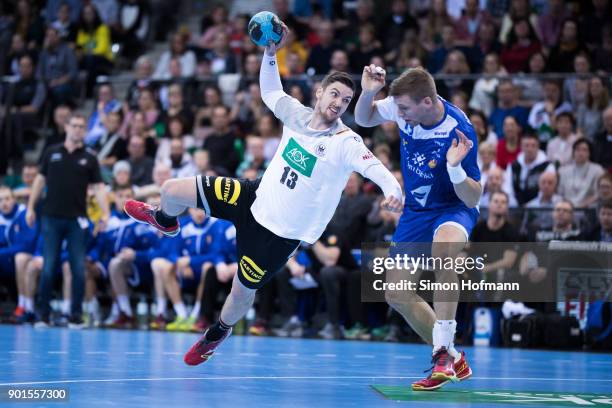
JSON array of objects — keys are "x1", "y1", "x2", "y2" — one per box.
[
  {"x1": 361, "y1": 64, "x2": 386, "y2": 94},
  {"x1": 381, "y1": 194, "x2": 403, "y2": 213}
]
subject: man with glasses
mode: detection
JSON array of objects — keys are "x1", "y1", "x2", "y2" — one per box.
[{"x1": 26, "y1": 114, "x2": 110, "y2": 328}]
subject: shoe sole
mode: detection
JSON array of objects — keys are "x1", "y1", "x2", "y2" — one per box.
[
  {"x1": 431, "y1": 372, "x2": 459, "y2": 382},
  {"x1": 124, "y1": 208, "x2": 180, "y2": 237},
  {"x1": 412, "y1": 380, "x2": 448, "y2": 391}
]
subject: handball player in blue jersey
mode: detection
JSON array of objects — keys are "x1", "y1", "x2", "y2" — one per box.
[{"x1": 356, "y1": 65, "x2": 482, "y2": 391}]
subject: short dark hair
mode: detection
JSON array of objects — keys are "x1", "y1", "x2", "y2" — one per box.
[
  {"x1": 521, "y1": 132, "x2": 539, "y2": 142},
  {"x1": 490, "y1": 190, "x2": 509, "y2": 203},
  {"x1": 556, "y1": 111, "x2": 576, "y2": 128},
  {"x1": 572, "y1": 138, "x2": 592, "y2": 155},
  {"x1": 321, "y1": 71, "x2": 355, "y2": 93},
  {"x1": 113, "y1": 183, "x2": 134, "y2": 193},
  {"x1": 390, "y1": 67, "x2": 436, "y2": 102},
  {"x1": 600, "y1": 198, "x2": 612, "y2": 211}
]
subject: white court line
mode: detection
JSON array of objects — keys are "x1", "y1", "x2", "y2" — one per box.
[
  {"x1": 551, "y1": 359, "x2": 574, "y2": 363},
  {"x1": 125, "y1": 352, "x2": 145, "y2": 355},
  {"x1": 9, "y1": 351, "x2": 30, "y2": 354},
  {"x1": 162, "y1": 352, "x2": 182, "y2": 356},
  {"x1": 355, "y1": 355, "x2": 375, "y2": 359},
  {"x1": 315, "y1": 354, "x2": 336, "y2": 358},
  {"x1": 239, "y1": 353, "x2": 260, "y2": 357},
  {"x1": 593, "y1": 361, "x2": 612, "y2": 365},
  {"x1": 85, "y1": 351, "x2": 108, "y2": 355},
  {"x1": 1, "y1": 375, "x2": 612, "y2": 387},
  {"x1": 48, "y1": 351, "x2": 68, "y2": 354},
  {"x1": 277, "y1": 353, "x2": 298, "y2": 357},
  {"x1": 394, "y1": 356, "x2": 414, "y2": 360}
]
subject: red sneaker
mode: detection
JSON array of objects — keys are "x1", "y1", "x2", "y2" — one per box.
[
  {"x1": 124, "y1": 199, "x2": 180, "y2": 237},
  {"x1": 248, "y1": 319, "x2": 269, "y2": 336},
  {"x1": 13, "y1": 306, "x2": 25, "y2": 318},
  {"x1": 412, "y1": 351, "x2": 472, "y2": 391},
  {"x1": 149, "y1": 314, "x2": 166, "y2": 330},
  {"x1": 109, "y1": 312, "x2": 136, "y2": 329},
  {"x1": 184, "y1": 327, "x2": 232, "y2": 366},
  {"x1": 430, "y1": 347, "x2": 456, "y2": 382}
]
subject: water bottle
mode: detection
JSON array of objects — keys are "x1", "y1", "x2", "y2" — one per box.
[
  {"x1": 473, "y1": 307, "x2": 493, "y2": 346},
  {"x1": 136, "y1": 297, "x2": 149, "y2": 330}
]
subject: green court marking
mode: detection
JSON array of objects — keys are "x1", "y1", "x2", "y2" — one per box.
[{"x1": 371, "y1": 385, "x2": 612, "y2": 406}]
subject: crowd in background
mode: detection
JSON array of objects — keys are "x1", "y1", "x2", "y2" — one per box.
[{"x1": 0, "y1": 0, "x2": 611, "y2": 342}]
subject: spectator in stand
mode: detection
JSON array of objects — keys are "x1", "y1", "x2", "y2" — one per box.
[
  {"x1": 305, "y1": 20, "x2": 339, "y2": 75},
  {"x1": 479, "y1": 166, "x2": 517, "y2": 212},
  {"x1": 0, "y1": 54, "x2": 46, "y2": 175},
  {"x1": 595, "y1": 174, "x2": 612, "y2": 210},
  {"x1": 469, "y1": 53, "x2": 506, "y2": 117},
  {"x1": 496, "y1": 116, "x2": 522, "y2": 170},
  {"x1": 111, "y1": 160, "x2": 131, "y2": 188},
  {"x1": 558, "y1": 139, "x2": 605, "y2": 208},
  {"x1": 204, "y1": 31, "x2": 238, "y2": 75},
  {"x1": 582, "y1": 199, "x2": 612, "y2": 242},
  {"x1": 378, "y1": 0, "x2": 419, "y2": 64},
  {"x1": 85, "y1": 83, "x2": 121, "y2": 148},
  {"x1": 120, "y1": 87, "x2": 161, "y2": 139},
  {"x1": 503, "y1": 133, "x2": 555, "y2": 206},
  {"x1": 547, "y1": 112, "x2": 579, "y2": 168},
  {"x1": 127, "y1": 135, "x2": 154, "y2": 186},
  {"x1": 592, "y1": 24, "x2": 612, "y2": 73},
  {"x1": 238, "y1": 53, "x2": 260, "y2": 90},
  {"x1": 470, "y1": 111, "x2": 498, "y2": 146},
  {"x1": 113, "y1": 0, "x2": 150, "y2": 60},
  {"x1": 548, "y1": 18, "x2": 587, "y2": 73},
  {"x1": 193, "y1": 85, "x2": 225, "y2": 141},
  {"x1": 164, "y1": 139, "x2": 196, "y2": 179},
  {"x1": 51, "y1": 2, "x2": 78, "y2": 43},
  {"x1": 196, "y1": 4, "x2": 231, "y2": 50},
  {"x1": 134, "y1": 162, "x2": 172, "y2": 200},
  {"x1": 202, "y1": 105, "x2": 240, "y2": 175},
  {"x1": 426, "y1": 24, "x2": 456, "y2": 74},
  {"x1": 349, "y1": 24, "x2": 383, "y2": 74},
  {"x1": 327, "y1": 173, "x2": 373, "y2": 249},
  {"x1": 159, "y1": 84, "x2": 194, "y2": 134},
  {"x1": 230, "y1": 83, "x2": 267, "y2": 134},
  {"x1": 437, "y1": 49, "x2": 473, "y2": 99},
  {"x1": 536, "y1": 0, "x2": 568, "y2": 50},
  {"x1": 593, "y1": 106, "x2": 612, "y2": 170},
  {"x1": 97, "y1": 110, "x2": 128, "y2": 180},
  {"x1": 125, "y1": 56, "x2": 154, "y2": 111},
  {"x1": 256, "y1": 113, "x2": 281, "y2": 162},
  {"x1": 514, "y1": 52, "x2": 546, "y2": 107},
  {"x1": 15, "y1": 0, "x2": 45, "y2": 49},
  {"x1": 528, "y1": 79, "x2": 572, "y2": 148},
  {"x1": 193, "y1": 150, "x2": 211, "y2": 176},
  {"x1": 473, "y1": 19, "x2": 502, "y2": 63},
  {"x1": 489, "y1": 80, "x2": 529, "y2": 138},
  {"x1": 498, "y1": 0, "x2": 538, "y2": 45},
  {"x1": 526, "y1": 200, "x2": 582, "y2": 242},
  {"x1": 419, "y1": 0, "x2": 456, "y2": 53},
  {"x1": 500, "y1": 17, "x2": 541, "y2": 73},
  {"x1": 153, "y1": 33, "x2": 196, "y2": 80},
  {"x1": 155, "y1": 116, "x2": 195, "y2": 164},
  {"x1": 577, "y1": 76, "x2": 610, "y2": 142},
  {"x1": 394, "y1": 29, "x2": 427, "y2": 73},
  {"x1": 581, "y1": 0, "x2": 612, "y2": 50},
  {"x1": 76, "y1": 4, "x2": 114, "y2": 97},
  {"x1": 477, "y1": 141, "x2": 499, "y2": 189},
  {"x1": 522, "y1": 171, "x2": 563, "y2": 233},
  {"x1": 236, "y1": 136, "x2": 269, "y2": 178},
  {"x1": 4, "y1": 33, "x2": 35, "y2": 77},
  {"x1": 563, "y1": 53, "x2": 591, "y2": 109},
  {"x1": 454, "y1": 0, "x2": 492, "y2": 46},
  {"x1": 275, "y1": 26, "x2": 308, "y2": 78},
  {"x1": 42, "y1": 105, "x2": 72, "y2": 154},
  {"x1": 37, "y1": 26, "x2": 78, "y2": 107}
]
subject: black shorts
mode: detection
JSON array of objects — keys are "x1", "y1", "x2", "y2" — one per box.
[{"x1": 195, "y1": 175, "x2": 301, "y2": 289}]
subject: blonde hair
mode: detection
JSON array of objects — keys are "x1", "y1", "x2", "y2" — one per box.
[{"x1": 389, "y1": 67, "x2": 437, "y2": 102}]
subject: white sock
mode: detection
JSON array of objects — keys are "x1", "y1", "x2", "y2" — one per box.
[
  {"x1": 110, "y1": 301, "x2": 119, "y2": 317},
  {"x1": 190, "y1": 301, "x2": 201, "y2": 319},
  {"x1": 432, "y1": 320, "x2": 457, "y2": 354},
  {"x1": 173, "y1": 302, "x2": 187, "y2": 319},
  {"x1": 90, "y1": 297, "x2": 99, "y2": 314},
  {"x1": 24, "y1": 297, "x2": 34, "y2": 312},
  {"x1": 117, "y1": 295, "x2": 133, "y2": 316},
  {"x1": 61, "y1": 299, "x2": 71, "y2": 315},
  {"x1": 156, "y1": 297, "x2": 167, "y2": 316},
  {"x1": 18, "y1": 295, "x2": 25, "y2": 308}
]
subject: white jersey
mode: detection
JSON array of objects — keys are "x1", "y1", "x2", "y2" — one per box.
[{"x1": 250, "y1": 95, "x2": 381, "y2": 243}]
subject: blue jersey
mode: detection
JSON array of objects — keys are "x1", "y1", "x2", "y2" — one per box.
[
  {"x1": 377, "y1": 96, "x2": 481, "y2": 212},
  {"x1": 169, "y1": 216, "x2": 225, "y2": 270},
  {"x1": 216, "y1": 220, "x2": 237, "y2": 264},
  {"x1": 0, "y1": 204, "x2": 38, "y2": 257},
  {"x1": 96, "y1": 211, "x2": 158, "y2": 263}
]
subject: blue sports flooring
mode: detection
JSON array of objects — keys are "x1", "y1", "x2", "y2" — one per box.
[{"x1": 0, "y1": 324, "x2": 611, "y2": 408}]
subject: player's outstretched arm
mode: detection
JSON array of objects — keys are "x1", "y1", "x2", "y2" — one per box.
[
  {"x1": 363, "y1": 164, "x2": 404, "y2": 213},
  {"x1": 259, "y1": 23, "x2": 290, "y2": 113},
  {"x1": 355, "y1": 64, "x2": 387, "y2": 128},
  {"x1": 447, "y1": 129, "x2": 482, "y2": 208}
]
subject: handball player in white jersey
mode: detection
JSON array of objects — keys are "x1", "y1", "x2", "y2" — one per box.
[{"x1": 124, "y1": 24, "x2": 404, "y2": 365}]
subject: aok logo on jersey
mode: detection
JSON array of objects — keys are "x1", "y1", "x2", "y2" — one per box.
[{"x1": 282, "y1": 138, "x2": 317, "y2": 177}]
